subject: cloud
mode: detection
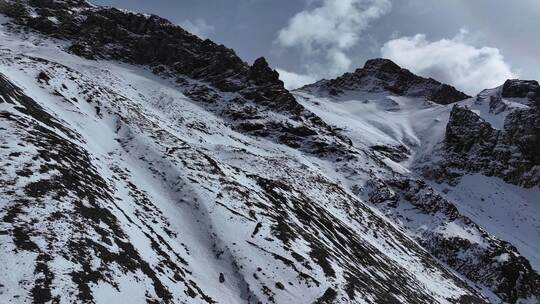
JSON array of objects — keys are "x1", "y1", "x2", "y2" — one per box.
[
  {"x1": 180, "y1": 19, "x2": 214, "y2": 39},
  {"x1": 381, "y1": 30, "x2": 516, "y2": 94},
  {"x1": 276, "y1": 68, "x2": 318, "y2": 90},
  {"x1": 275, "y1": 0, "x2": 392, "y2": 84}
]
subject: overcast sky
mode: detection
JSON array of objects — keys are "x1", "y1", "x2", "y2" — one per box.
[{"x1": 93, "y1": 0, "x2": 540, "y2": 95}]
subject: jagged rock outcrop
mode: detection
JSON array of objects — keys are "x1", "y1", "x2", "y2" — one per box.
[
  {"x1": 426, "y1": 102, "x2": 540, "y2": 187},
  {"x1": 502, "y1": 79, "x2": 540, "y2": 100},
  {"x1": 248, "y1": 57, "x2": 283, "y2": 87},
  {"x1": 300, "y1": 58, "x2": 470, "y2": 104}
]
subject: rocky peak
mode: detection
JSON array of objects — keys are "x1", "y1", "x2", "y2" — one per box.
[
  {"x1": 248, "y1": 57, "x2": 283, "y2": 86},
  {"x1": 502, "y1": 79, "x2": 540, "y2": 100},
  {"x1": 361, "y1": 58, "x2": 402, "y2": 73},
  {"x1": 300, "y1": 58, "x2": 470, "y2": 105},
  {"x1": 445, "y1": 105, "x2": 496, "y2": 153}
]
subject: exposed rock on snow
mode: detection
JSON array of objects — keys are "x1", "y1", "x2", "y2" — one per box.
[
  {"x1": 366, "y1": 178, "x2": 540, "y2": 304},
  {"x1": 502, "y1": 79, "x2": 540, "y2": 100},
  {"x1": 427, "y1": 100, "x2": 540, "y2": 188}
]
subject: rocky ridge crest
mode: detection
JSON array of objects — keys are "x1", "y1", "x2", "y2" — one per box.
[{"x1": 300, "y1": 58, "x2": 470, "y2": 104}]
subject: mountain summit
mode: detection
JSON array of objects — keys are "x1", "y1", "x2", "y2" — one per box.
[{"x1": 300, "y1": 58, "x2": 470, "y2": 104}]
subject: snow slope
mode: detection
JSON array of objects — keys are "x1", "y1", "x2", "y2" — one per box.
[
  {"x1": 0, "y1": 2, "x2": 539, "y2": 304},
  {"x1": 0, "y1": 14, "x2": 491, "y2": 304},
  {"x1": 294, "y1": 79, "x2": 540, "y2": 304},
  {"x1": 435, "y1": 174, "x2": 540, "y2": 272}
]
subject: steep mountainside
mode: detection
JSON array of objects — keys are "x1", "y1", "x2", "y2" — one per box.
[
  {"x1": 0, "y1": 1, "x2": 539, "y2": 304},
  {"x1": 294, "y1": 64, "x2": 540, "y2": 303},
  {"x1": 425, "y1": 80, "x2": 540, "y2": 188}
]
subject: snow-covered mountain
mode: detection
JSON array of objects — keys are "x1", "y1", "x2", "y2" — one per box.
[{"x1": 0, "y1": 1, "x2": 538, "y2": 303}]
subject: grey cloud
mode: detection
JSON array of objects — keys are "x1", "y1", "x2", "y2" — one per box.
[{"x1": 275, "y1": 0, "x2": 391, "y2": 87}]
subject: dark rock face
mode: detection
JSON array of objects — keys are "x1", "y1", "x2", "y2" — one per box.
[
  {"x1": 370, "y1": 144, "x2": 410, "y2": 162},
  {"x1": 445, "y1": 106, "x2": 497, "y2": 153},
  {"x1": 248, "y1": 57, "x2": 283, "y2": 87},
  {"x1": 426, "y1": 104, "x2": 540, "y2": 187},
  {"x1": 502, "y1": 79, "x2": 540, "y2": 100},
  {"x1": 300, "y1": 58, "x2": 470, "y2": 104}
]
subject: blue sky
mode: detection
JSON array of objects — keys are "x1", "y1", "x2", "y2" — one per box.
[{"x1": 93, "y1": 0, "x2": 540, "y2": 94}]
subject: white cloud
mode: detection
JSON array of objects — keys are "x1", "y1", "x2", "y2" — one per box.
[
  {"x1": 381, "y1": 30, "x2": 517, "y2": 94},
  {"x1": 180, "y1": 19, "x2": 214, "y2": 39},
  {"x1": 275, "y1": 0, "x2": 391, "y2": 82},
  {"x1": 276, "y1": 68, "x2": 318, "y2": 90}
]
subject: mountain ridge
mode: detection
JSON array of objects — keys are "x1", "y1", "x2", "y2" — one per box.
[{"x1": 298, "y1": 58, "x2": 471, "y2": 104}]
